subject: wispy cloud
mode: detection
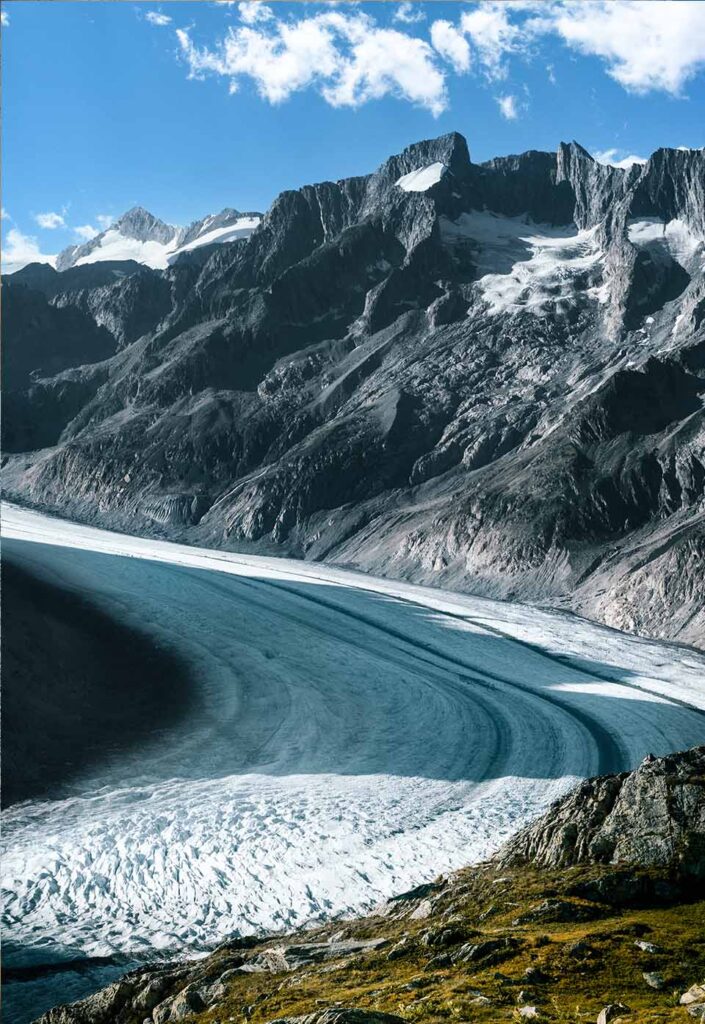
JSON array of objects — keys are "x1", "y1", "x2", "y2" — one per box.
[
  {"x1": 430, "y1": 20, "x2": 471, "y2": 74},
  {"x1": 497, "y1": 93, "x2": 519, "y2": 120},
  {"x1": 548, "y1": 0, "x2": 705, "y2": 95},
  {"x1": 177, "y1": 10, "x2": 448, "y2": 115},
  {"x1": 34, "y1": 211, "x2": 66, "y2": 230},
  {"x1": 238, "y1": 1, "x2": 273, "y2": 25},
  {"x1": 2, "y1": 208, "x2": 12, "y2": 221},
  {"x1": 1, "y1": 10, "x2": 9, "y2": 27},
  {"x1": 145, "y1": 11, "x2": 172, "y2": 27},
  {"x1": 96, "y1": 214, "x2": 114, "y2": 230},
  {"x1": 74, "y1": 224, "x2": 100, "y2": 241},
  {"x1": 172, "y1": 1, "x2": 705, "y2": 117},
  {"x1": 393, "y1": 3, "x2": 425, "y2": 26}
]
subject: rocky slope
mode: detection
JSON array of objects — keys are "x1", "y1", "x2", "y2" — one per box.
[
  {"x1": 32, "y1": 747, "x2": 705, "y2": 1024},
  {"x1": 3, "y1": 132, "x2": 704, "y2": 646}
]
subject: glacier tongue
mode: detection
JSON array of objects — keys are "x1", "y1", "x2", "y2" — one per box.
[{"x1": 3, "y1": 503, "x2": 704, "y2": 967}]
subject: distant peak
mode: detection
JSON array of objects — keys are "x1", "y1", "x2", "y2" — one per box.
[{"x1": 114, "y1": 207, "x2": 177, "y2": 245}]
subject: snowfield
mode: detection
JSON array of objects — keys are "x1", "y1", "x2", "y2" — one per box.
[
  {"x1": 396, "y1": 162, "x2": 447, "y2": 192},
  {"x1": 2, "y1": 503, "x2": 704, "y2": 1005},
  {"x1": 440, "y1": 212, "x2": 605, "y2": 315}
]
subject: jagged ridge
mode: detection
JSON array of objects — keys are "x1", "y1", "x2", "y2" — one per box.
[{"x1": 3, "y1": 132, "x2": 704, "y2": 646}]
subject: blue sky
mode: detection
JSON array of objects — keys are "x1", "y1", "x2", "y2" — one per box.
[{"x1": 2, "y1": 0, "x2": 705, "y2": 268}]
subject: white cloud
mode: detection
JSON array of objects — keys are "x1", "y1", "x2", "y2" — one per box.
[
  {"x1": 593, "y1": 148, "x2": 648, "y2": 169},
  {"x1": 96, "y1": 214, "x2": 114, "y2": 230},
  {"x1": 34, "y1": 211, "x2": 66, "y2": 230},
  {"x1": 238, "y1": 2, "x2": 273, "y2": 25},
  {"x1": 145, "y1": 11, "x2": 172, "y2": 27},
  {"x1": 2, "y1": 228, "x2": 56, "y2": 272},
  {"x1": 74, "y1": 224, "x2": 99, "y2": 241},
  {"x1": 497, "y1": 93, "x2": 519, "y2": 120},
  {"x1": 459, "y1": 3, "x2": 525, "y2": 80},
  {"x1": 177, "y1": 11, "x2": 448, "y2": 115},
  {"x1": 1, "y1": 208, "x2": 11, "y2": 221},
  {"x1": 393, "y1": 2, "x2": 425, "y2": 26},
  {"x1": 174, "y1": 0, "x2": 705, "y2": 117},
  {"x1": 549, "y1": 0, "x2": 705, "y2": 96},
  {"x1": 430, "y1": 20, "x2": 471, "y2": 74},
  {"x1": 1, "y1": 10, "x2": 9, "y2": 27}
]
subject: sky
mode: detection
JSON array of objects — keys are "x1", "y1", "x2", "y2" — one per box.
[{"x1": 2, "y1": 0, "x2": 705, "y2": 269}]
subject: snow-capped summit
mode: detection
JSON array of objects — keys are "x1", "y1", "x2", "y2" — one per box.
[
  {"x1": 112, "y1": 206, "x2": 177, "y2": 245},
  {"x1": 56, "y1": 206, "x2": 262, "y2": 271}
]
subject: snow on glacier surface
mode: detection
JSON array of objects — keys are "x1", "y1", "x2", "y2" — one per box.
[
  {"x1": 396, "y1": 162, "x2": 446, "y2": 192},
  {"x1": 2, "y1": 503, "x2": 704, "y2": 978},
  {"x1": 440, "y1": 211, "x2": 604, "y2": 315}
]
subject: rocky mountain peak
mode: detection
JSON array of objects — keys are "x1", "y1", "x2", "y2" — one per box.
[
  {"x1": 113, "y1": 206, "x2": 177, "y2": 245},
  {"x1": 5, "y1": 131, "x2": 705, "y2": 650},
  {"x1": 376, "y1": 131, "x2": 471, "y2": 188}
]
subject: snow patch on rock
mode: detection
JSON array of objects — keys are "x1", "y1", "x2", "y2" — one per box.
[
  {"x1": 395, "y1": 162, "x2": 447, "y2": 192},
  {"x1": 627, "y1": 218, "x2": 704, "y2": 273}
]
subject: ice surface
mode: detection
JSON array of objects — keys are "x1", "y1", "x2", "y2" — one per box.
[
  {"x1": 395, "y1": 162, "x2": 447, "y2": 192},
  {"x1": 2, "y1": 503, "x2": 704, "y2": 977}
]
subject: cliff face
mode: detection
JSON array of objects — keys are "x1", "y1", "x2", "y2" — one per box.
[{"x1": 3, "y1": 133, "x2": 705, "y2": 646}]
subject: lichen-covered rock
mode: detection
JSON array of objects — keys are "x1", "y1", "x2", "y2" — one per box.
[
  {"x1": 596, "y1": 1004, "x2": 630, "y2": 1024},
  {"x1": 681, "y1": 983, "x2": 705, "y2": 1006}
]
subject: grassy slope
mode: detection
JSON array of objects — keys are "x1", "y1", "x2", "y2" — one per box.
[{"x1": 181, "y1": 865, "x2": 704, "y2": 1024}]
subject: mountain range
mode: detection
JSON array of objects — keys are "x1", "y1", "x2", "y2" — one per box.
[{"x1": 3, "y1": 131, "x2": 704, "y2": 647}]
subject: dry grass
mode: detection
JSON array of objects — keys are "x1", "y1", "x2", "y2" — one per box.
[{"x1": 181, "y1": 865, "x2": 705, "y2": 1024}]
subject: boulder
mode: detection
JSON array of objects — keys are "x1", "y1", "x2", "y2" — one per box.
[
  {"x1": 681, "y1": 984, "x2": 705, "y2": 1006},
  {"x1": 266, "y1": 1010, "x2": 409, "y2": 1024},
  {"x1": 452, "y1": 936, "x2": 520, "y2": 965},
  {"x1": 596, "y1": 1004, "x2": 630, "y2": 1024},
  {"x1": 634, "y1": 940, "x2": 663, "y2": 953},
  {"x1": 513, "y1": 898, "x2": 605, "y2": 925}
]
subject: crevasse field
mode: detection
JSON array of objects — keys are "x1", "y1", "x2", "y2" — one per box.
[{"x1": 2, "y1": 503, "x2": 704, "y2": 1020}]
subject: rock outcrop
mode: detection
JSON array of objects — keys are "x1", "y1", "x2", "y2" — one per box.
[{"x1": 498, "y1": 746, "x2": 705, "y2": 879}]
